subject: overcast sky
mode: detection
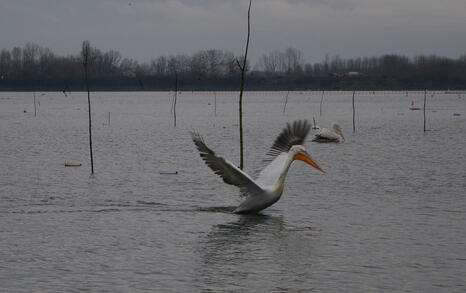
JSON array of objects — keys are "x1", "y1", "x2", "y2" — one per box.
[{"x1": 1, "y1": 0, "x2": 465, "y2": 63}]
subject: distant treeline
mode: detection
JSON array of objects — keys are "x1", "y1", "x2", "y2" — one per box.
[{"x1": 1, "y1": 43, "x2": 465, "y2": 91}]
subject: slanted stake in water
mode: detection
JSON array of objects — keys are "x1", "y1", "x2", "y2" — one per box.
[{"x1": 283, "y1": 90, "x2": 290, "y2": 114}]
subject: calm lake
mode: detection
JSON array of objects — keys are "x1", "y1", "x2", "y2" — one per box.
[{"x1": 1, "y1": 91, "x2": 465, "y2": 292}]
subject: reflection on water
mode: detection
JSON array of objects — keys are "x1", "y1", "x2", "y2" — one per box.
[
  {"x1": 196, "y1": 206, "x2": 237, "y2": 213},
  {"x1": 196, "y1": 214, "x2": 318, "y2": 292}
]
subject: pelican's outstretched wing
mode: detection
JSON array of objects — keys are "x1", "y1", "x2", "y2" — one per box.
[
  {"x1": 190, "y1": 132, "x2": 264, "y2": 197},
  {"x1": 265, "y1": 120, "x2": 311, "y2": 161}
]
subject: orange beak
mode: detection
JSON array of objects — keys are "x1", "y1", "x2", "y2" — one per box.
[{"x1": 294, "y1": 152, "x2": 326, "y2": 173}]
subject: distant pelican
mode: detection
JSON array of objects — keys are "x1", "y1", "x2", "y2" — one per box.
[
  {"x1": 191, "y1": 120, "x2": 325, "y2": 214},
  {"x1": 312, "y1": 122, "x2": 345, "y2": 143},
  {"x1": 409, "y1": 100, "x2": 421, "y2": 110},
  {"x1": 311, "y1": 117, "x2": 319, "y2": 130}
]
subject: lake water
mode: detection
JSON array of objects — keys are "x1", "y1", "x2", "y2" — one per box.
[{"x1": 1, "y1": 91, "x2": 465, "y2": 292}]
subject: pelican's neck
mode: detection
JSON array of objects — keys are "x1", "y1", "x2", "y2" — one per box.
[
  {"x1": 256, "y1": 152, "x2": 295, "y2": 194},
  {"x1": 336, "y1": 130, "x2": 345, "y2": 142},
  {"x1": 277, "y1": 153, "x2": 294, "y2": 185}
]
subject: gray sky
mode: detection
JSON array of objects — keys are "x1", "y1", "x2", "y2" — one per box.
[{"x1": 1, "y1": 0, "x2": 465, "y2": 63}]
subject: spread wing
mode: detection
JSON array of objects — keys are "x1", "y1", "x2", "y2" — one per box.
[
  {"x1": 190, "y1": 132, "x2": 264, "y2": 197},
  {"x1": 264, "y1": 120, "x2": 311, "y2": 161}
]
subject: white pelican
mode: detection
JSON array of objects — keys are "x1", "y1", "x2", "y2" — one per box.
[
  {"x1": 312, "y1": 122, "x2": 345, "y2": 143},
  {"x1": 191, "y1": 120, "x2": 325, "y2": 214}
]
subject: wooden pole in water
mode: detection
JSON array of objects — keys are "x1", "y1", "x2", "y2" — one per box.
[
  {"x1": 33, "y1": 90, "x2": 37, "y2": 117},
  {"x1": 173, "y1": 72, "x2": 178, "y2": 127},
  {"x1": 282, "y1": 90, "x2": 290, "y2": 114},
  {"x1": 352, "y1": 90, "x2": 356, "y2": 133},
  {"x1": 236, "y1": 0, "x2": 252, "y2": 170},
  {"x1": 319, "y1": 90, "x2": 324, "y2": 116},
  {"x1": 108, "y1": 112, "x2": 110, "y2": 126},
  {"x1": 423, "y1": 88, "x2": 427, "y2": 132},
  {"x1": 170, "y1": 92, "x2": 174, "y2": 114},
  {"x1": 82, "y1": 41, "x2": 94, "y2": 174},
  {"x1": 214, "y1": 91, "x2": 217, "y2": 117}
]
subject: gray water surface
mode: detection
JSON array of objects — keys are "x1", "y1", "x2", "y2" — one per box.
[{"x1": 1, "y1": 91, "x2": 465, "y2": 292}]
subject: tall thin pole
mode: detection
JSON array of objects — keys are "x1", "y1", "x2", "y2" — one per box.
[
  {"x1": 282, "y1": 90, "x2": 290, "y2": 114},
  {"x1": 352, "y1": 90, "x2": 356, "y2": 133},
  {"x1": 82, "y1": 41, "x2": 94, "y2": 174},
  {"x1": 214, "y1": 91, "x2": 217, "y2": 117},
  {"x1": 173, "y1": 72, "x2": 178, "y2": 127},
  {"x1": 33, "y1": 90, "x2": 37, "y2": 117},
  {"x1": 319, "y1": 90, "x2": 324, "y2": 116},
  {"x1": 423, "y1": 88, "x2": 427, "y2": 132},
  {"x1": 237, "y1": 0, "x2": 252, "y2": 170}
]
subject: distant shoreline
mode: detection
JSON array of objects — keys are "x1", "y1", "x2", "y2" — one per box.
[
  {"x1": 1, "y1": 82, "x2": 465, "y2": 92},
  {"x1": 1, "y1": 44, "x2": 465, "y2": 93},
  {"x1": 1, "y1": 89, "x2": 465, "y2": 94}
]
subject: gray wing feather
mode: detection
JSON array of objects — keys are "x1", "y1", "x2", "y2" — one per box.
[
  {"x1": 265, "y1": 120, "x2": 311, "y2": 161},
  {"x1": 190, "y1": 132, "x2": 264, "y2": 197}
]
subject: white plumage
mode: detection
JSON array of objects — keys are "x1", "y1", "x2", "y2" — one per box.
[
  {"x1": 312, "y1": 122, "x2": 345, "y2": 143},
  {"x1": 191, "y1": 120, "x2": 325, "y2": 214}
]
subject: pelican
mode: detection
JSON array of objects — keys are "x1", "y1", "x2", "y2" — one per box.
[
  {"x1": 312, "y1": 122, "x2": 345, "y2": 143},
  {"x1": 191, "y1": 120, "x2": 325, "y2": 214}
]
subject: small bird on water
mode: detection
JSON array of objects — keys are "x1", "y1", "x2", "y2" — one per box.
[
  {"x1": 312, "y1": 122, "x2": 345, "y2": 143},
  {"x1": 191, "y1": 120, "x2": 325, "y2": 214}
]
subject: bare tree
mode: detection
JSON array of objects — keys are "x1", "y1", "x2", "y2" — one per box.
[
  {"x1": 284, "y1": 47, "x2": 304, "y2": 73},
  {"x1": 257, "y1": 50, "x2": 281, "y2": 74}
]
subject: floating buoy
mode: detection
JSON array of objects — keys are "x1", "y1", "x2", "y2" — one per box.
[
  {"x1": 65, "y1": 162, "x2": 82, "y2": 167},
  {"x1": 160, "y1": 171, "x2": 178, "y2": 175},
  {"x1": 23, "y1": 110, "x2": 27, "y2": 113}
]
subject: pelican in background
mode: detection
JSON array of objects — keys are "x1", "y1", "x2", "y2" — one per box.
[
  {"x1": 311, "y1": 117, "x2": 320, "y2": 130},
  {"x1": 191, "y1": 120, "x2": 325, "y2": 214},
  {"x1": 409, "y1": 100, "x2": 421, "y2": 111},
  {"x1": 312, "y1": 122, "x2": 345, "y2": 143}
]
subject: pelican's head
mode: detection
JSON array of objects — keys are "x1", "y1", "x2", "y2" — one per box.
[
  {"x1": 332, "y1": 122, "x2": 345, "y2": 141},
  {"x1": 290, "y1": 145, "x2": 325, "y2": 173}
]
